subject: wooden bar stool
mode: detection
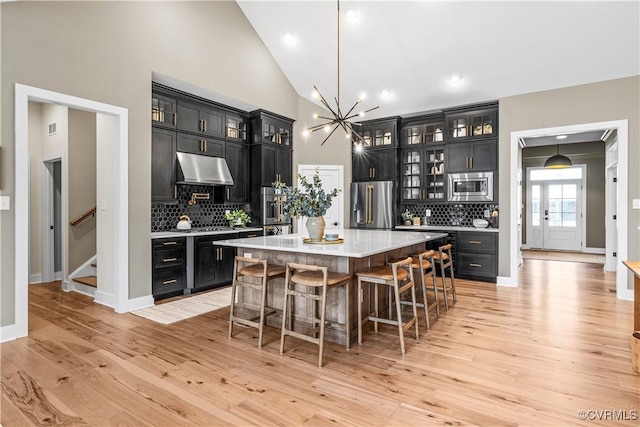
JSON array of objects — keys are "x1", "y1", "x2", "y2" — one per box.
[
  {"x1": 433, "y1": 243, "x2": 456, "y2": 311},
  {"x1": 229, "y1": 256, "x2": 285, "y2": 348},
  {"x1": 280, "y1": 263, "x2": 351, "y2": 367},
  {"x1": 356, "y1": 257, "x2": 419, "y2": 355},
  {"x1": 388, "y1": 250, "x2": 439, "y2": 330}
]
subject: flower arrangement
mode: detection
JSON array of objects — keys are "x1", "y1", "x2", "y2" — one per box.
[
  {"x1": 401, "y1": 209, "x2": 414, "y2": 223},
  {"x1": 225, "y1": 209, "x2": 251, "y2": 227},
  {"x1": 273, "y1": 171, "x2": 340, "y2": 218}
]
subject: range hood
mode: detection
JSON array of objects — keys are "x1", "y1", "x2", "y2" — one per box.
[{"x1": 176, "y1": 152, "x2": 234, "y2": 186}]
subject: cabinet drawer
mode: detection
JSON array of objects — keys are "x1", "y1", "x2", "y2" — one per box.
[
  {"x1": 152, "y1": 268, "x2": 186, "y2": 295},
  {"x1": 457, "y1": 232, "x2": 496, "y2": 254},
  {"x1": 153, "y1": 248, "x2": 185, "y2": 269},
  {"x1": 456, "y1": 252, "x2": 496, "y2": 278},
  {"x1": 153, "y1": 238, "x2": 185, "y2": 249}
]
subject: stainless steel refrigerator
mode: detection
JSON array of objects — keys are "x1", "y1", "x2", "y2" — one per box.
[{"x1": 350, "y1": 181, "x2": 394, "y2": 229}]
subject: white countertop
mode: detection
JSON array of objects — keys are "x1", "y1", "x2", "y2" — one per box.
[
  {"x1": 216, "y1": 229, "x2": 448, "y2": 258},
  {"x1": 395, "y1": 225, "x2": 499, "y2": 233},
  {"x1": 151, "y1": 227, "x2": 263, "y2": 239}
]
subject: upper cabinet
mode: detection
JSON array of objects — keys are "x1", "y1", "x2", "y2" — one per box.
[
  {"x1": 176, "y1": 100, "x2": 225, "y2": 139},
  {"x1": 251, "y1": 110, "x2": 292, "y2": 147},
  {"x1": 357, "y1": 117, "x2": 400, "y2": 149},
  {"x1": 401, "y1": 115, "x2": 445, "y2": 146},
  {"x1": 151, "y1": 127, "x2": 177, "y2": 203},
  {"x1": 444, "y1": 103, "x2": 497, "y2": 142},
  {"x1": 152, "y1": 93, "x2": 177, "y2": 129},
  {"x1": 225, "y1": 114, "x2": 248, "y2": 142}
]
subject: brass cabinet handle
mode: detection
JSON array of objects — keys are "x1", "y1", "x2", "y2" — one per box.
[
  {"x1": 373, "y1": 168, "x2": 376, "y2": 178},
  {"x1": 203, "y1": 119, "x2": 207, "y2": 133},
  {"x1": 172, "y1": 113, "x2": 177, "y2": 126},
  {"x1": 469, "y1": 263, "x2": 482, "y2": 268},
  {"x1": 226, "y1": 188, "x2": 230, "y2": 200},
  {"x1": 199, "y1": 119, "x2": 203, "y2": 132},
  {"x1": 174, "y1": 185, "x2": 177, "y2": 199},
  {"x1": 204, "y1": 140, "x2": 207, "y2": 152},
  {"x1": 163, "y1": 258, "x2": 177, "y2": 262},
  {"x1": 470, "y1": 156, "x2": 473, "y2": 169},
  {"x1": 469, "y1": 240, "x2": 482, "y2": 244},
  {"x1": 162, "y1": 241, "x2": 178, "y2": 246},
  {"x1": 162, "y1": 279, "x2": 177, "y2": 285}
]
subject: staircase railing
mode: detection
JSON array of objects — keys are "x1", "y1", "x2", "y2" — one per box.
[{"x1": 70, "y1": 206, "x2": 96, "y2": 226}]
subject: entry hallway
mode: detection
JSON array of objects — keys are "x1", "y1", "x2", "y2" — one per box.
[{"x1": 1, "y1": 259, "x2": 637, "y2": 426}]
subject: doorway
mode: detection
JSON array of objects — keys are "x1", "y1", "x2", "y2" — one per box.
[
  {"x1": 605, "y1": 139, "x2": 618, "y2": 272},
  {"x1": 41, "y1": 157, "x2": 63, "y2": 283},
  {"x1": 9, "y1": 83, "x2": 132, "y2": 341},
  {"x1": 526, "y1": 166, "x2": 585, "y2": 251},
  {"x1": 296, "y1": 164, "x2": 344, "y2": 235}
]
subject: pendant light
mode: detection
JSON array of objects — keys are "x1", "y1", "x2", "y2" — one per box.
[{"x1": 544, "y1": 144, "x2": 573, "y2": 169}]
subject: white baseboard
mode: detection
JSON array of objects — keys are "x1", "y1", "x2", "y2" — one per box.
[
  {"x1": 497, "y1": 275, "x2": 519, "y2": 287},
  {"x1": 583, "y1": 247, "x2": 606, "y2": 254},
  {"x1": 29, "y1": 273, "x2": 42, "y2": 284},
  {"x1": 123, "y1": 295, "x2": 155, "y2": 313},
  {"x1": 55, "y1": 270, "x2": 63, "y2": 280},
  {"x1": 94, "y1": 290, "x2": 115, "y2": 308},
  {"x1": 0, "y1": 323, "x2": 18, "y2": 343}
]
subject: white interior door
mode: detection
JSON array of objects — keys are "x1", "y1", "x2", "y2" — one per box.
[
  {"x1": 542, "y1": 180, "x2": 582, "y2": 251},
  {"x1": 296, "y1": 165, "x2": 344, "y2": 235}
]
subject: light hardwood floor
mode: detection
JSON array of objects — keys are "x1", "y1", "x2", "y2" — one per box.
[{"x1": 2, "y1": 259, "x2": 638, "y2": 426}]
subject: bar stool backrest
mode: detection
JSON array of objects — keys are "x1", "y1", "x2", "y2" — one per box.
[{"x1": 437, "y1": 244, "x2": 453, "y2": 269}]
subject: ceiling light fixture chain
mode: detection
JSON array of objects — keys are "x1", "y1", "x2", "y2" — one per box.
[{"x1": 304, "y1": 0, "x2": 380, "y2": 147}]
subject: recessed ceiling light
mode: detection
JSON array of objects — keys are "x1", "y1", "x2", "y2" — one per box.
[
  {"x1": 449, "y1": 73, "x2": 463, "y2": 86},
  {"x1": 345, "y1": 8, "x2": 359, "y2": 22},
  {"x1": 283, "y1": 32, "x2": 296, "y2": 45},
  {"x1": 380, "y1": 89, "x2": 392, "y2": 100},
  {"x1": 556, "y1": 135, "x2": 568, "y2": 139}
]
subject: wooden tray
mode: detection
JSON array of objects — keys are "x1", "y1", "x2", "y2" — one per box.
[{"x1": 302, "y1": 237, "x2": 344, "y2": 245}]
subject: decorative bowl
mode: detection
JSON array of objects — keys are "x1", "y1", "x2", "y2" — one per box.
[
  {"x1": 472, "y1": 219, "x2": 489, "y2": 228},
  {"x1": 325, "y1": 233, "x2": 339, "y2": 241}
]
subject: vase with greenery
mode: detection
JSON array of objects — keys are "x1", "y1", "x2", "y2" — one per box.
[
  {"x1": 225, "y1": 209, "x2": 251, "y2": 228},
  {"x1": 273, "y1": 171, "x2": 340, "y2": 242},
  {"x1": 401, "y1": 209, "x2": 414, "y2": 226}
]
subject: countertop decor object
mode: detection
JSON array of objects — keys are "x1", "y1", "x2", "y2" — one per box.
[
  {"x1": 472, "y1": 218, "x2": 489, "y2": 228},
  {"x1": 176, "y1": 215, "x2": 192, "y2": 230},
  {"x1": 225, "y1": 209, "x2": 251, "y2": 228},
  {"x1": 401, "y1": 209, "x2": 414, "y2": 226},
  {"x1": 273, "y1": 170, "x2": 340, "y2": 242}
]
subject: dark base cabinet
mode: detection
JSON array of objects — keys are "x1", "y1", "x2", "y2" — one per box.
[
  {"x1": 194, "y1": 235, "x2": 235, "y2": 291},
  {"x1": 152, "y1": 237, "x2": 187, "y2": 299}
]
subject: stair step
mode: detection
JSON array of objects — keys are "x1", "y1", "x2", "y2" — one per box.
[{"x1": 74, "y1": 276, "x2": 97, "y2": 288}]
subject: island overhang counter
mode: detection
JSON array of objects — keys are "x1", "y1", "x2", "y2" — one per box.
[{"x1": 217, "y1": 229, "x2": 448, "y2": 345}]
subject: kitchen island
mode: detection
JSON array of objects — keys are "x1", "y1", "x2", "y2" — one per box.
[{"x1": 217, "y1": 229, "x2": 447, "y2": 345}]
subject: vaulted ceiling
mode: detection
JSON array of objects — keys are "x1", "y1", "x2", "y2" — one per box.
[{"x1": 238, "y1": 1, "x2": 639, "y2": 120}]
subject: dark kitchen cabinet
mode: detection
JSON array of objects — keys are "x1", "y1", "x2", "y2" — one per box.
[
  {"x1": 151, "y1": 128, "x2": 177, "y2": 203},
  {"x1": 177, "y1": 100, "x2": 225, "y2": 138},
  {"x1": 225, "y1": 113, "x2": 248, "y2": 142},
  {"x1": 445, "y1": 107, "x2": 496, "y2": 142},
  {"x1": 251, "y1": 142, "x2": 292, "y2": 186},
  {"x1": 352, "y1": 147, "x2": 397, "y2": 182},
  {"x1": 225, "y1": 141, "x2": 248, "y2": 202},
  {"x1": 358, "y1": 117, "x2": 400, "y2": 149},
  {"x1": 456, "y1": 231, "x2": 498, "y2": 281},
  {"x1": 251, "y1": 110, "x2": 293, "y2": 146},
  {"x1": 401, "y1": 119, "x2": 445, "y2": 146},
  {"x1": 446, "y1": 139, "x2": 497, "y2": 172},
  {"x1": 151, "y1": 93, "x2": 177, "y2": 129},
  {"x1": 152, "y1": 237, "x2": 187, "y2": 299},
  {"x1": 194, "y1": 236, "x2": 235, "y2": 290},
  {"x1": 400, "y1": 146, "x2": 445, "y2": 202},
  {"x1": 176, "y1": 132, "x2": 225, "y2": 158}
]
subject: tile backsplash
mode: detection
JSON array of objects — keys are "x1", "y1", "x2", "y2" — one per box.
[
  {"x1": 151, "y1": 184, "x2": 248, "y2": 231},
  {"x1": 402, "y1": 203, "x2": 498, "y2": 227}
]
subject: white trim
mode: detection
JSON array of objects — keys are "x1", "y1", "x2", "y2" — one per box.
[
  {"x1": 497, "y1": 275, "x2": 518, "y2": 287},
  {"x1": 68, "y1": 254, "x2": 97, "y2": 280},
  {"x1": 0, "y1": 324, "x2": 18, "y2": 343},
  {"x1": 94, "y1": 290, "x2": 116, "y2": 308},
  {"x1": 583, "y1": 247, "x2": 606, "y2": 254},
  {"x1": 29, "y1": 273, "x2": 42, "y2": 284},
  {"x1": 13, "y1": 83, "x2": 130, "y2": 338},
  {"x1": 510, "y1": 120, "x2": 630, "y2": 300},
  {"x1": 124, "y1": 295, "x2": 155, "y2": 312},
  {"x1": 521, "y1": 244, "x2": 531, "y2": 250},
  {"x1": 41, "y1": 153, "x2": 65, "y2": 284}
]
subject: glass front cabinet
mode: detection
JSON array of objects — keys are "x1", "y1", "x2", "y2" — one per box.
[{"x1": 400, "y1": 146, "x2": 445, "y2": 202}]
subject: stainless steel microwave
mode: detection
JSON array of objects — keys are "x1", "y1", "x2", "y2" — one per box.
[{"x1": 447, "y1": 172, "x2": 494, "y2": 202}]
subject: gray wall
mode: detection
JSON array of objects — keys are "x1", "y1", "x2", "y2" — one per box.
[
  {"x1": 499, "y1": 76, "x2": 639, "y2": 285},
  {"x1": 521, "y1": 141, "x2": 605, "y2": 248},
  {"x1": 1, "y1": 1, "x2": 298, "y2": 326}
]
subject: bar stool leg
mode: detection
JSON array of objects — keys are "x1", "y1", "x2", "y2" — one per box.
[
  {"x1": 228, "y1": 258, "x2": 239, "y2": 339},
  {"x1": 257, "y1": 273, "x2": 268, "y2": 349},
  {"x1": 411, "y1": 278, "x2": 420, "y2": 339},
  {"x1": 393, "y1": 280, "x2": 406, "y2": 355},
  {"x1": 431, "y1": 272, "x2": 440, "y2": 319},
  {"x1": 357, "y1": 276, "x2": 363, "y2": 345},
  {"x1": 280, "y1": 267, "x2": 291, "y2": 355},
  {"x1": 417, "y1": 266, "x2": 430, "y2": 330},
  {"x1": 440, "y1": 261, "x2": 449, "y2": 312},
  {"x1": 345, "y1": 280, "x2": 351, "y2": 350},
  {"x1": 318, "y1": 285, "x2": 328, "y2": 367}
]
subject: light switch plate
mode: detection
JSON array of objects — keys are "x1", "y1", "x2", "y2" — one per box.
[
  {"x1": 633, "y1": 199, "x2": 640, "y2": 209},
  {"x1": 425, "y1": 209, "x2": 431, "y2": 217},
  {"x1": 244, "y1": 252, "x2": 252, "y2": 258},
  {"x1": 0, "y1": 196, "x2": 10, "y2": 211},
  {"x1": 484, "y1": 209, "x2": 491, "y2": 217}
]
